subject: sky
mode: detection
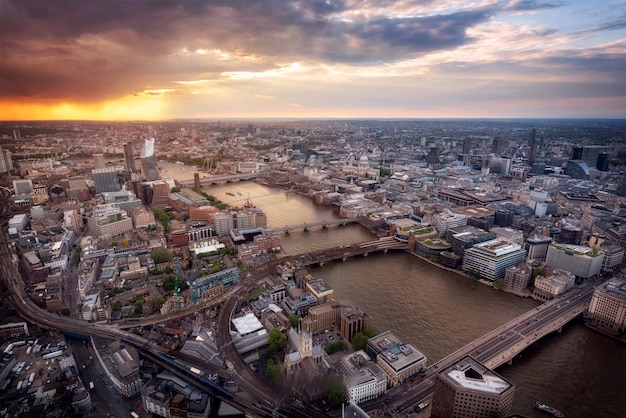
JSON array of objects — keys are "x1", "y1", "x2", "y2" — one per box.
[{"x1": 1, "y1": 0, "x2": 625, "y2": 121}]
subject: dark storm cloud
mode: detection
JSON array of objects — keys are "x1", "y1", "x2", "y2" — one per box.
[
  {"x1": 504, "y1": 0, "x2": 565, "y2": 12},
  {"x1": 0, "y1": 0, "x2": 498, "y2": 102}
]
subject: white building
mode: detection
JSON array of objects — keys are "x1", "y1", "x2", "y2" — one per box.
[
  {"x1": 587, "y1": 279, "x2": 626, "y2": 333},
  {"x1": 524, "y1": 235, "x2": 552, "y2": 262},
  {"x1": 213, "y1": 208, "x2": 267, "y2": 236},
  {"x1": 462, "y1": 239, "x2": 527, "y2": 281},
  {"x1": 533, "y1": 270, "x2": 576, "y2": 300},
  {"x1": 545, "y1": 243, "x2": 604, "y2": 279},
  {"x1": 490, "y1": 227, "x2": 524, "y2": 245},
  {"x1": 340, "y1": 351, "x2": 387, "y2": 404},
  {"x1": 504, "y1": 264, "x2": 532, "y2": 291},
  {"x1": 64, "y1": 209, "x2": 82, "y2": 233},
  {"x1": 87, "y1": 203, "x2": 133, "y2": 237},
  {"x1": 366, "y1": 331, "x2": 427, "y2": 388},
  {"x1": 432, "y1": 211, "x2": 468, "y2": 238},
  {"x1": 8, "y1": 213, "x2": 29, "y2": 232}
]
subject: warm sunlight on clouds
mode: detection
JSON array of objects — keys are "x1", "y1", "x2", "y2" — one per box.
[
  {"x1": 1, "y1": 96, "x2": 166, "y2": 121},
  {"x1": 1, "y1": 0, "x2": 624, "y2": 119}
]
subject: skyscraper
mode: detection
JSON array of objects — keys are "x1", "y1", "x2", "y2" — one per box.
[
  {"x1": 491, "y1": 137, "x2": 502, "y2": 155},
  {"x1": 124, "y1": 142, "x2": 136, "y2": 172},
  {"x1": 433, "y1": 356, "x2": 515, "y2": 418},
  {"x1": 0, "y1": 146, "x2": 12, "y2": 173},
  {"x1": 528, "y1": 127, "x2": 536, "y2": 146},
  {"x1": 141, "y1": 138, "x2": 159, "y2": 181},
  {"x1": 93, "y1": 167, "x2": 121, "y2": 194},
  {"x1": 93, "y1": 153, "x2": 106, "y2": 169},
  {"x1": 462, "y1": 138, "x2": 472, "y2": 155}
]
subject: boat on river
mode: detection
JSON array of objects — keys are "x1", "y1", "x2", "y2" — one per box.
[{"x1": 533, "y1": 401, "x2": 564, "y2": 417}]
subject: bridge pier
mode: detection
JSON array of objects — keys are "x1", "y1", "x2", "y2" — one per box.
[
  {"x1": 342, "y1": 257, "x2": 347, "y2": 262},
  {"x1": 383, "y1": 248, "x2": 388, "y2": 254},
  {"x1": 284, "y1": 230, "x2": 290, "y2": 235},
  {"x1": 363, "y1": 252, "x2": 368, "y2": 257},
  {"x1": 507, "y1": 359, "x2": 513, "y2": 366},
  {"x1": 319, "y1": 262, "x2": 324, "y2": 267},
  {"x1": 557, "y1": 326, "x2": 563, "y2": 333}
]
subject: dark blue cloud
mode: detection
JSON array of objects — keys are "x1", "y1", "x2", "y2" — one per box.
[{"x1": 504, "y1": 0, "x2": 566, "y2": 12}]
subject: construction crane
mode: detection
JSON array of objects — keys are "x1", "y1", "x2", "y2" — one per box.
[
  {"x1": 174, "y1": 257, "x2": 181, "y2": 310},
  {"x1": 188, "y1": 257, "x2": 198, "y2": 305}
]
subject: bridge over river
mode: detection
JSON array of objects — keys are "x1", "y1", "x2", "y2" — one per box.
[
  {"x1": 179, "y1": 172, "x2": 259, "y2": 187},
  {"x1": 290, "y1": 236, "x2": 409, "y2": 266},
  {"x1": 385, "y1": 276, "x2": 602, "y2": 413}
]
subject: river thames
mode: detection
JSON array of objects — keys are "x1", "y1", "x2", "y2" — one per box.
[{"x1": 163, "y1": 162, "x2": 626, "y2": 417}]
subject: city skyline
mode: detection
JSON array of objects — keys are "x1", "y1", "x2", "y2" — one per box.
[{"x1": 1, "y1": 0, "x2": 626, "y2": 121}]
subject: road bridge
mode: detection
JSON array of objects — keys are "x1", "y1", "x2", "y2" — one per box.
[
  {"x1": 431, "y1": 279, "x2": 598, "y2": 372},
  {"x1": 274, "y1": 218, "x2": 360, "y2": 234},
  {"x1": 291, "y1": 236, "x2": 409, "y2": 267},
  {"x1": 390, "y1": 279, "x2": 601, "y2": 413},
  {"x1": 179, "y1": 172, "x2": 259, "y2": 187}
]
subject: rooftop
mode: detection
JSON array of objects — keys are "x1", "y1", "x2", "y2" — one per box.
[{"x1": 441, "y1": 356, "x2": 512, "y2": 395}]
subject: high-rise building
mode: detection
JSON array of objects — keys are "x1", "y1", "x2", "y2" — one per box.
[
  {"x1": 619, "y1": 173, "x2": 626, "y2": 197},
  {"x1": 462, "y1": 138, "x2": 472, "y2": 155},
  {"x1": 93, "y1": 167, "x2": 121, "y2": 194},
  {"x1": 491, "y1": 137, "x2": 503, "y2": 155},
  {"x1": 533, "y1": 270, "x2": 576, "y2": 300},
  {"x1": 427, "y1": 147, "x2": 439, "y2": 165},
  {"x1": 12, "y1": 179, "x2": 34, "y2": 195},
  {"x1": 213, "y1": 208, "x2": 267, "y2": 236},
  {"x1": 545, "y1": 243, "x2": 604, "y2": 279},
  {"x1": 587, "y1": 279, "x2": 626, "y2": 333},
  {"x1": 504, "y1": 264, "x2": 532, "y2": 291},
  {"x1": 366, "y1": 331, "x2": 427, "y2": 388},
  {"x1": 93, "y1": 153, "x2": 106, "y2": 169},
  {"x1": 528, "y1": 138, "x2": 539, "y2": 165},
  {"x1": 340, "y1": 350, "x2": 387, "y2": 404},
  {"x1": 141, "y1": 138, "x2": 159, "y2": 181},
  {"x1": 432, "y1": 356, "x2": 515, "y2": 418},
  {"x1": 194, "y1": 172, "x2": 201, "y2": 193},
  {"x1": 571, "y1": 147, "x2": 583, "y2": 160},
  {"x1": 0, "y1": 146, "x2": 12, "y2": 173},
  {"x1": 528, "y1": 128, "x2": 537, "y2": 146},
  {"x1": 524, "y1": 234, "x2": 552, "y2": 262},
  {"x1": 461, "y1": 239, "x2": 526, "y2": 281},
  {"x1": 581, "y1": 145, "x2": 603, "y2": 169},
  {"x1": 87, "y1": 203, "x2": 133, "y2": 237},
  {"x1": 597, "y1": 152, "x2": 609, "y2": 171},
  {"x1": 124, "y1": 142, "x2": 136, "y2": 172}
]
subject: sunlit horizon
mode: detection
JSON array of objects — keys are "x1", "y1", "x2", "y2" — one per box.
[{"x1": 2, "y1": 0, "x2": 625, "y2": 121}]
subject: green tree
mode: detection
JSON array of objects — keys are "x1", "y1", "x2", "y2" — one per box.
[
  {"x1": 265, "y1": 358, "x2": 282, "y2": 384},
  {"x1": 154, "y1": 296, "x2": 165, "y2": 311},
  {"x1": 134, "y1": 300, "x2": 144, "y2": 315},
  {"x1": 267, "y1": 327, "x2": 286, "y2": 352},
  {"x1": 351, "y1": 333, "x2": 368, "y2": 351},
  {"x1": 493, "y1": 278, "x2": 505, "y2": 290},
  {"x1": 212, "y1": 260, "x2": 222, "y2": 273},
  {"x1": 72, "y1": 248, "x2": 82, "y2": 265},
  {"x1": 61, "y1": 307, "x2": 71, "y2": 316},
  {"x1": 324, "y1": 374, "x2": 347, "y2": 408},
  {"x1": 151, "y1": 207, "x2": 171, "y2": 224},
  {"x1": 325, "y1": 341, "x2": 348, "y2": 354},
  {"x1": 151, "y1": 248, "x2": 172, "y2": 264},
  {"x1": 289, "y1": 314, "x2": 299, "y2": 329},
  {"x1": 362, "y1": 327, "x2": 377, "y2": 338},
  {"x1": 171, "y1": 186, "x2": 181, "y2": 193}
]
